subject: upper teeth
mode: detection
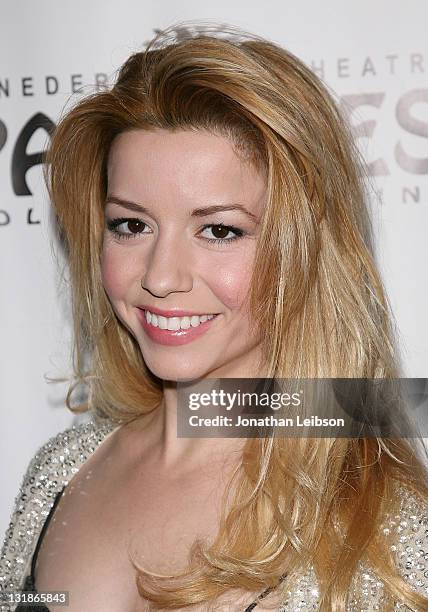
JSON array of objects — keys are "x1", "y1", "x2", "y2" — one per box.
[{"x1": 145, "y1": 310, "x2": 215, "y2": 330}]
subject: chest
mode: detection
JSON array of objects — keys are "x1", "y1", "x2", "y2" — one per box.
[{"x1": 33, "y1": 447, "x2": 256, "y2": 611}]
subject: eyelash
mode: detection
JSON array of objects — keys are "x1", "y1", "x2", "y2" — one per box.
[{"x1": 105, "y1": 217, "x2": 245, "y2": 245}]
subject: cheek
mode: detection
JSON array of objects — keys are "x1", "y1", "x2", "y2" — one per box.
[
  {"x1": 100, "y1": 246, "x2": 134, "y2": 301},
  {"x1": 206, "y1": 258, "x2": 254, "y2": 312}
]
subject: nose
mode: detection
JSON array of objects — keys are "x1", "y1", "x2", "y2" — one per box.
[{"x1": 140, "y1": 231, "x2": 193, "y2": 298}]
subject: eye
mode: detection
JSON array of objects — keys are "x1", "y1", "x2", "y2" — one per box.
[
  {"x1": 200, "y1": 224, "x2": 245, "y2": 245},
  {"x1": 105, "y1": 218, "x2": 246, "y2": 245},
  {"x1": 105, "y1": 217, "x2": 149, "y2": 240}
]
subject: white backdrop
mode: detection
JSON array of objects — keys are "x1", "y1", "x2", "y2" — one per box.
[{"x1": 1, "y1": 0, "x2": 427, "y2": 536}]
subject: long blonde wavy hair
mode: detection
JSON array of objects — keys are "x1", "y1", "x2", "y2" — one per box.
[{"x1": 45, "y1": 21, "x2": 428, "y2": 611}]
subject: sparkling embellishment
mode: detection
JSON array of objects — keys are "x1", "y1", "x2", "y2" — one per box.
[
  {"x1": 0, "y1": 416, "x2": 117, "y2": 611},
  {"x1": 0, "y1": 415, "x2": 427, "y2": 611}
]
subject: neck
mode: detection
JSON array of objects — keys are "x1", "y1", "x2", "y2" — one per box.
[
  {"x1": 128, "y1": 352, "x2": 269, "y2": 470},
  {"x1": 149, "y1": 380, "x2": 247, "y2": 469}
]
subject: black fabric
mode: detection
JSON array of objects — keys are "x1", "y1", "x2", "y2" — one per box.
[
  {"x1": 14, "y1": 573, "x2": 50, "y2": 611},
  {"x1": 15, "y1": 486, "x2": 284, "y2": 611},
  {"x1": 16, "y1": 486, "x2": 65, "y2": 610}
]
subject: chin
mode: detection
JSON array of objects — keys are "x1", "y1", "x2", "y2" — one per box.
[{"x1": 141, "y1": 355, "x2": 217, "y2": 383}]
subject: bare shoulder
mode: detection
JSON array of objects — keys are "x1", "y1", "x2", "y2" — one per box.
[{"x1": 0, "y1": 415, "x2": 118, "y2": 593}]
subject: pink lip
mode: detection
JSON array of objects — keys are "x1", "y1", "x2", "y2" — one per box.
[{"x1": 136, "y1": 308, "x2": 220, "y2": 346}]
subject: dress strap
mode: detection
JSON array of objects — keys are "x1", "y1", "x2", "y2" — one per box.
[
  {"x1": 243, "y1": 573, "x2": 288, "y2": 610},
  {"x1": 30, "y1": 486, "x2": 66, "y2": 583}
]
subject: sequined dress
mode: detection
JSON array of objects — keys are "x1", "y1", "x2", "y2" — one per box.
[{"x1": 0, "y1": 415, "x2": 427, "y2": 611}]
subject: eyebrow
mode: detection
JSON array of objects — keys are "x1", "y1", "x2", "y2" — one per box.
[{"x1": 105, "y1": 195, "x2": 259, "y2": 222}]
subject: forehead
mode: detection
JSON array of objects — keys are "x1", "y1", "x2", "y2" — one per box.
[{"x1": 107, "y1": 128, "x2": 267, "y2": 214}]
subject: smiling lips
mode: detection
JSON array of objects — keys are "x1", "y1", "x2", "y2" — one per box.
[{"x1": 137, "y1": 308, "x2": 219, "y2": 346}]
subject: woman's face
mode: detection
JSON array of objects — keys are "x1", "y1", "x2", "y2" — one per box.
[{"x1": 101, "y1": 128, "x2": 267, "y2": 381}]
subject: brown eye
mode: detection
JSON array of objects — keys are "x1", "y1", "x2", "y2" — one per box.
[
  {"x1": 106, "y1": 217, "x2": 149, "y2": 240},
  {"x1": 200, "y1": 223, "x2": 245, "y2": 245},
  {"x1": 211, "y1": 225, "x2": 230, "y2": 239},
  {"x1": 127, "y1": 219, "x2": 146, "y2": 233}
]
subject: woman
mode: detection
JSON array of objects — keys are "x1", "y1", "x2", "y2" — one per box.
[{"x1": 1, "y1": 22, "x2": 427, "y2": 611}]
